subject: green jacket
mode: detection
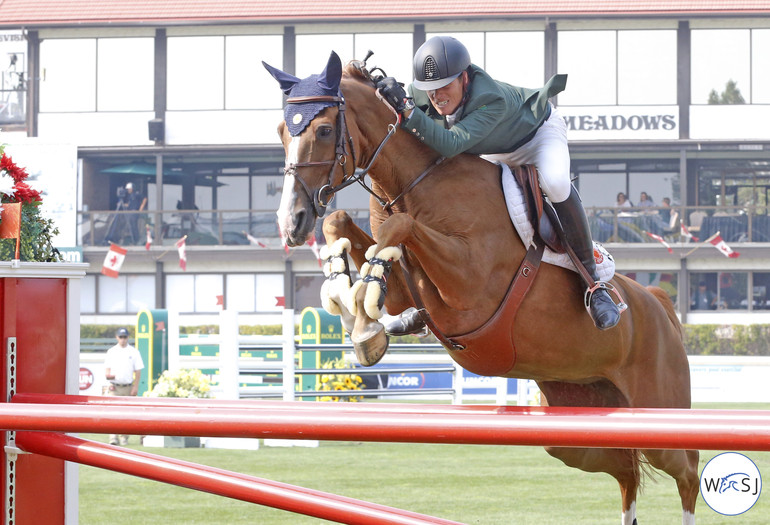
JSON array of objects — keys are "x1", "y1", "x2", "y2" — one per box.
[{"x1": 405, "y1": 65, "x2": 567, "y2": 158}]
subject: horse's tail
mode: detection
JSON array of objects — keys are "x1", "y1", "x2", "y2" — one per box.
[{"x1": 646, "y1": 285, "x2": 683, "y2": 339}]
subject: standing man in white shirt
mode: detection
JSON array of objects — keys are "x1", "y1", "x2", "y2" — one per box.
[{"x1": 104, "y1": 327, "x2": 144, "y2": 445}]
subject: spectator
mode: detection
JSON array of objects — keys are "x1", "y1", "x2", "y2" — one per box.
[
  {"x1": 104, "y1": 327, "x2": 144, "y2": 445},
  {"x1": 660, "y1": 197, "x2": 672, "y2": 223},
  {"x1": 638, "y1": 191, "x2": 655, "y2": 209},
  {"x1": 616, "y1": 192, "x2": 633, "y2": 208},
  {"x1": 691, "y1": 281, "x2": 717, "y2": 310}
]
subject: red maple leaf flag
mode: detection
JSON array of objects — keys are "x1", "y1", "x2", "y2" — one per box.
[
  {"x1": 707, "y1": 233, "x2": 740, "y2": 258},
  {"x1": 243, "y1": 231, "x2": 266, "y2": 247},
  {"x1": 0, "y1": 202, "x2": 21, "y2": 259},
  {"x1": 145, "y1": 224, "x2": 153, "y2": 250},
  {"x1": 644, "y1": 231, "x2": 673, "y2": 254},
  {"x1": 176, "y1": 236, "x2": 187, "y2": 271},
  {"x1": 101, "y1": 243, "x2": 127, "y2": 278},
  {"x1": 680, "y1": 223, "x2": 699, "y2": 242}
]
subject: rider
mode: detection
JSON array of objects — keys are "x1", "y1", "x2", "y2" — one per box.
[{"x1": 376, "y1": 36, "x2": 621, "y2": 333}]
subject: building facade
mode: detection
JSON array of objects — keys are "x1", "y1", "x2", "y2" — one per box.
[{"x1": 0, "y1": 1, "x2": 768, "y2": 326}]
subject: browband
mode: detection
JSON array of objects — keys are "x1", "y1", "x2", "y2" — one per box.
[{"x1": 286, "y1": 95, "x2": 343, "y2": 104}]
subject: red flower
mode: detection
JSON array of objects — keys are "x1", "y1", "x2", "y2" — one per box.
[
  {"x1": 0, "y1": 153, "x2": 29, "y2": 184},
  {"x1": 12, "y1": 181, "x2": 41, "y2": 203}
]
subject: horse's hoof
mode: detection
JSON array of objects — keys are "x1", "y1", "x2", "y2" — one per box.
[{"x1": 350, "y1": 322, "x2": 388, "y2": 366}]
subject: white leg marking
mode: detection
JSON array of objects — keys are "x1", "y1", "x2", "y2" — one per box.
[
  {"x1": 621, "y1": 501, "x2": 636, "y2": 525},
  {"x1": 682, "y1": 510, "x2": 695, "y2": 525},
  {"x1": 277, "y1": 136, "x2": 301, "y2": 234}
]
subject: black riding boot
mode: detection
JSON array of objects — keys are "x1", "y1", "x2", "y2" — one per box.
[
  {"x1": 384, "y1": 307, "x2": 428, "y2": 336},
  {"x1": 552, "y1": 186, "x2": 621, "y2": 330}
]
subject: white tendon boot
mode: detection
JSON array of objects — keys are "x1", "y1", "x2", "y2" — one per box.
[{"x1": 319, "y1": 238, "x2": 355, "y2": 333}]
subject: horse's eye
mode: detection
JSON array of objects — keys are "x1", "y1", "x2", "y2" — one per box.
[{"x1": 317, "y1": 126, "x2": 334, "y2": 139}]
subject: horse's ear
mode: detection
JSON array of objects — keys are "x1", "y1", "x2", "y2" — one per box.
[
  {"x1": 262, "y1": 61, "x2": 300, "y2": 95},
  {"x1": 317, "y1": 51, "x2": 342, "y2": 93}
]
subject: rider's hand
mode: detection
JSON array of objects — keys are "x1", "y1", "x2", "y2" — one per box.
[{"x1": 377, "y1": 77, "x2": 409, "y2": 115}]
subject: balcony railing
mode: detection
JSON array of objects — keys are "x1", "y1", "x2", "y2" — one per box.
[{"x1": 77, "y1": 205, "x2": 770, "y2": 248}]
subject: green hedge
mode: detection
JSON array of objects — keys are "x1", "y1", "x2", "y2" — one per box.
[
  {"x1": 81, "y1": 324, "x2": 770, "y2": 356},
  {"x1": 683, "y1": 324, "x2": 770, "y2": 356}
]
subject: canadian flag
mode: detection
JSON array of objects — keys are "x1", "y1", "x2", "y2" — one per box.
[
  {"x1": 243, "y1": 231, "x2": 266, "y2": 248},
  {"x1": 145, "y1": 224, "x2": 153, "y2": 250},
  {"x1": 680, "y1": 223, "x2": 699, "y2": 242},
  {"x1": 707, "y1": 233, "x2": 740, "y2": 258},
  {"x1": 176, "y1": 236, "x2": 187, "y2": 270},
  {"x1": 307, "y1": 234, "x2": 323, "y2": 267},
  {"x1": 644, "y1": 231, "x2": 673, "y2": 254},
  {"x1": 101, "y1": 243, "x2": 127, "y2": 278}
]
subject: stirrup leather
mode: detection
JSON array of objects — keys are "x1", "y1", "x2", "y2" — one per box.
[{"x1": 583, "y1": 281, "x2": 628, "y2": 314}]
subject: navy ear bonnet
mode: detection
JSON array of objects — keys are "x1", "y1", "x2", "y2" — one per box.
[{"x1": 263, "y1": 51, "x2": 343, "y2": 136}]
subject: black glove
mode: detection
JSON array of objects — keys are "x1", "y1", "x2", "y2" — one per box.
[{"x1": 377, "y1": 77, "x2": 408, "y2": 114}]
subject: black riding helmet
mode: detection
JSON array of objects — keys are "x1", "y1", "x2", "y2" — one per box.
[{"x1": 413, "y1": 36, "x2": 471, "y2": 91}]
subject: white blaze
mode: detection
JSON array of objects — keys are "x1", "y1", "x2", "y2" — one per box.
[{"x1": 277, "y1": 136, "x2": 301, "y2": 234}]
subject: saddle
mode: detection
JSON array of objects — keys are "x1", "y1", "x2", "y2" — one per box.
[
  {"x1": 509, "y1": 164, "x2": 596, "y2": 289},
  {"x1": 510, "y1": 164, "x2": 565, "y2": 254}
]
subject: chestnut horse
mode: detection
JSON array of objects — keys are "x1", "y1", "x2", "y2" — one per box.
[{"x1": 265, "y1": 52, "x2": 699, "y2": 524}]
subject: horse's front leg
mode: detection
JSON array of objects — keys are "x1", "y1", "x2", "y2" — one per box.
[
  {"x1": 361, "y1": 213, "x2": 485, "y2": 315},
  {"x1": 322, "y1": 210, "x2": 407, "y2": 366}
]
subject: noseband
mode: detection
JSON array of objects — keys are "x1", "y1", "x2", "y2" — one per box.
[{"x1": 283, "y1": 90, "x2": 406, "y2": 217}]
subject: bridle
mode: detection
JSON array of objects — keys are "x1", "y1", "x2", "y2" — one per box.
[{"x1": 283, "y1": 85, "x2": 443, "y2": 217}]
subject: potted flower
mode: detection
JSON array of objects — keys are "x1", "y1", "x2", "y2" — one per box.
[
  {"x1": 144, "y1": 369, "x2": 212, "y2": 447},
  {"x1": 317, "y1": 356, "x2": 365, "y2": 402},
  {"x1": 0, "y1": 146, "x2": 61, "y2": 262}
]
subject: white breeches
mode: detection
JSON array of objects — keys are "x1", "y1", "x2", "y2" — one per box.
[{"x1": 482, "y1": 104, "x2": 572, "y2": 204}]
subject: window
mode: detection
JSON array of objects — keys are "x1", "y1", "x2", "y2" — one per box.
[
  {"x1": 558, "y1": 30, "x2": 676, "y2": 106},
  {"x1": 81, "y1": 274, "x2": 96, "y2": 313},
  {"x1": 167, "y1": 273, "x2": 222, "y2": 313},
  {"x1": 691, "y1": 29, "x2": 751, "y2": 104},
  {"x1": 622, "y1": 272, "x2": 678, "y2": 307},
  {"x1": 752, "y1": 30, "x2": 770, "y2": 104},
  {"x1": 617, "y1": 31, "x2": 677, "y2": 105},
  {"x1": 95, "y1": 274, "x2": 155, "y2": 313},
  {"x1": 690, "y1": 272, "x2": 748, "y2": 311},
  {"x1": 226, "y1": 35, "x2": 283, "y2": 109},
  {"x1": 294, "y1": 274, "x2": 325, "y2": 310},
  {"x1": 296, "y1": 34, "x2": 354, "y2": 77},
  {"x1": 753, "y1": 273, "x2": 770, "y2": 310},
  {"x1": 40, "y1": 39, "x2": 96, "y2": 112},
  {"x1": 575, "y1": 160, "x2": 681, "y2": 210},
  {"x1": 97, "y1": 38, "x2": 154, "y2": 111},
  {"x1": 354, "y1": 33, "x2": 413, "y2": 83},
  {"x1": 40, "y1": 37, "x2": 154, "y2": 113},
  {"x1": 485, "y1": 32, "x2": 544, "y2": 89},
  {"x1": 167, "y1": 36, "x2": 225, "y2": 110},
  {"x1": 558, "y1": 31, "x2": 616, "y2": 105},
  {"x1": 0, "y1": 30, "x2": 28, "y2": 125}
]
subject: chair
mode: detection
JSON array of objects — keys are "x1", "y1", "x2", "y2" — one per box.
[
  {"x1": 688, "y1": 210, "x2": 707, "y2": 233},
  {"x1": 664, "y1": 210, "x2": 679, "y2": 235}
]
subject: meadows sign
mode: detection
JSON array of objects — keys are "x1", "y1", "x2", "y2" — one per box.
[{"x1": 559, "y1": 106, "x2": 679, "y2": 140}]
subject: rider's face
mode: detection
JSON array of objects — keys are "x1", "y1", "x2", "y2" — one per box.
[{"x1": 427, "y1": 73, "x2": 467, "y2": 116}]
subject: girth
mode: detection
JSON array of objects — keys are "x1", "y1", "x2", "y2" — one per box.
[{"x1": 445, "y1": 241, "x2": 545, "y2": 377}]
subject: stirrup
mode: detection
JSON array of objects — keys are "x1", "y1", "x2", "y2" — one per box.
[{"x1": 583, "y1": 281, "x2": 628, "y2": 314}]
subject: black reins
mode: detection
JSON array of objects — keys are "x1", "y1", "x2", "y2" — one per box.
[{"x1": 284, "y1": 88, "x2": 442, "y2": 217}]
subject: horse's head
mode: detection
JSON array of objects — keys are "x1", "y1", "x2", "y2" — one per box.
[
  {"x1": 264, "y1": 52, "x2": 399, "y2": 246},
  {"x1": 263, "y1": 52, "x2": 351, "y2": 246}
]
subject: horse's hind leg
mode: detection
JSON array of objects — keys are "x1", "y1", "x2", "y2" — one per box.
[
  {"x1": 642, "y1": 448, "x2": 699, "y2": 525},
  {"x1": 543, "y1": 446, "x2": 640, "y2": 525}
]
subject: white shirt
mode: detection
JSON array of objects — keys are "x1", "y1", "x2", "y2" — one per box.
[{"x1": 104, "y1": 343, "x2": 144, "y2": 384}]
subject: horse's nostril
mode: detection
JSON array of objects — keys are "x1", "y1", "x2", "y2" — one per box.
[{"x1": 295, "y1": 209, "x2": 306, "y2": 229}]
